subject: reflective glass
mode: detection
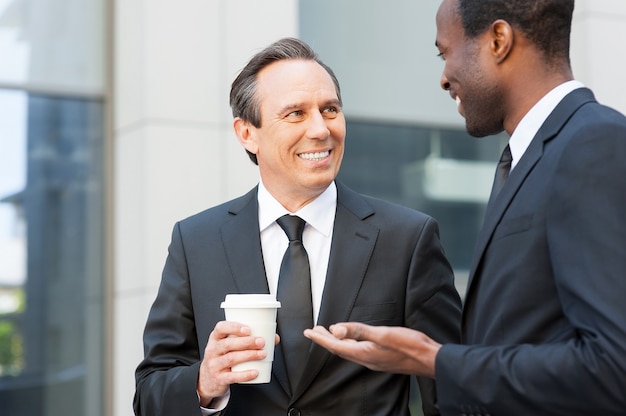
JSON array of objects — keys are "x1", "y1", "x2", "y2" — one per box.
[
  {"x1": 0, "y1": 89, "x2": 105, "y2": 416},
  {"x1": 0, "y1": 0, "x2": 104, "y2": 92},
  {"x1": 0, "y1": 0, "x2": 105, "y2": 412},
  {"x1": 338, "y1": 120, "x2": 507, "y2": 273}
]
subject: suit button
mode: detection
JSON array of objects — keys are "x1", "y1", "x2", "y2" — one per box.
[{"x1": 287, "y1": 408, "x2": 301, "y2": 416}]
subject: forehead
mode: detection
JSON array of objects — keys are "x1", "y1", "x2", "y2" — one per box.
[
  {"x1": 436, "y1": 0, "x2": 463, "y2": 45},
  {"x1": 255, "y1": 59, "x2": 337, "y2": 106}
]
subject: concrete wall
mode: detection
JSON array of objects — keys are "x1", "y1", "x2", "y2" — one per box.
[{"x1": 572, "y1": 0, "x2": 626, "y2": 114}]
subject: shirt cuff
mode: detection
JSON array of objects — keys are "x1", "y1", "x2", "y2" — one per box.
[{"x1": 198, "y1": 390, "x2": 230, "y2": 415}]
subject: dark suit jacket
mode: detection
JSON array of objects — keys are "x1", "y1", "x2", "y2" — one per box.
[
  {"x1": 436, "y1": 88, "x2": 626, "y2": 415},
  {"x1": 134, "y1": 181, "x2": 461, "y2": 416}
]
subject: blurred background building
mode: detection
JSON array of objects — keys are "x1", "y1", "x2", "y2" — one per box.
[{"x1": 0, "y1": 1, "x2": 624, "y2": 415}]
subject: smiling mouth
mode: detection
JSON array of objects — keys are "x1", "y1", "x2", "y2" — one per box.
[
  {"x1": 455, "y1": 96, "x2": 461, "y2": 106},
  {"x1": 298, "y1": 150, "x2": 330, "y2": 161}
]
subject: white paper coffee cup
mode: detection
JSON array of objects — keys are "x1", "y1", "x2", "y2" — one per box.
[{"x1": 220, "y1": 294, "x2": 281, "y2": 383}]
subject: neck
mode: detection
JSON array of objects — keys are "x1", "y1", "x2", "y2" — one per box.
[
  {"x1": 263, "y1": 183, "x2": 328, "y2": 213},
  {"x1": 503, "y1": 65, "x2": 574, "y2": 135}
]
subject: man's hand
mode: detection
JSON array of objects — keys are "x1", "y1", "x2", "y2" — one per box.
[
  {"x1": 196, "y1": 321, "x2": 271, "y2": 406},
  {"x1": 304, "y1": 323, "x2": 441, "y2": 378}
]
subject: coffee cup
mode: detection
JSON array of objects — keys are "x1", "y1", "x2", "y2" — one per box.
[{"x1": 220, "y1": 294, "x2": 281, "y2": 383}]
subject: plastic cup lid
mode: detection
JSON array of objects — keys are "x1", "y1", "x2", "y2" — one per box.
[{"x1": 220, "y1": 294, "x2": 281, "y2": 309}]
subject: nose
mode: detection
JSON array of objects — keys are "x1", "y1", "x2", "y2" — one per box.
[
  {"x1": 306, "y1": 111, "x2": 331, "y2": 139},
  {"x1": 440, "y1": 73, "x2": 451, "y2": 91}
]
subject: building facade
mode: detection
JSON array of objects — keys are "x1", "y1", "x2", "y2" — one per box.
[{"x1": 0, "y1": 1, "x2": 624, "y2": 415}]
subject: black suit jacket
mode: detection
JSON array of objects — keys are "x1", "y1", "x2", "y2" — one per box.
[
  {"x1": 436, "y1": 88, "x2": 626, "y2": 415},
  {"x1": 134, "y1": 181, "x2": 461, "y2": 415}
]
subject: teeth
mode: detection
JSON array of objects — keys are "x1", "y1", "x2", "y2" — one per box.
[
  {"x1": 299, "y1": 151, "x2": 330, "y2": 161},
  {"x1": 456, "y1": 96, "x2": 461, "y2": 106}
]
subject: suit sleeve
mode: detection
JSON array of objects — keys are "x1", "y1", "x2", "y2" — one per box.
[
  {"x1": 405, "y1": 217, "x2": 463, "y2": 416},
  {"x1": 435, "y1": 116, "x2": 626, "y2": 415},
  {"x1": 133, "y1": 222, "x2": 204, "y2": 416}
]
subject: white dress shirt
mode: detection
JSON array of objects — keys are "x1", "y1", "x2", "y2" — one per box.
[
  {"x1": 509, "y1": 80, "x2": 584, "y2": 170},
  {"x1": 258, "y1": 179, "x2": 336, "y2": 324}
]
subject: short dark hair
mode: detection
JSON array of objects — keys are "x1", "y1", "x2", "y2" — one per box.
[
  {"x1": 457, "y1": 0, "x2": 574, "y2": 66},
  {"x1": 230, "y1": 37, "x2": 342, "y2": 165}
]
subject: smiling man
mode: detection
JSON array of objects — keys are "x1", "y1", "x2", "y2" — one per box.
[
  {"x1": 133, "y1": 37, "x2": 461, "y2": 416},
  {"x1": 234, "y1": 58, "x2": 345, "y2": 212}
]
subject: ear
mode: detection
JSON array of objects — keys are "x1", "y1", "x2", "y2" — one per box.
[
  {"x1": 233, "y1": 117, "x2": 259, "y2": 155},
  {"x1": 489, "y1": 19, "x2": 514, "y2": 64}
]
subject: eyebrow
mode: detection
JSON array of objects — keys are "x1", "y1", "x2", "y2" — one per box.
[
  {"x1": 278, "y1": 103, "x2": 301, "y2": 113},
  {"x1": 323, "y1": 98, "x2": 342, "y2": 108}
]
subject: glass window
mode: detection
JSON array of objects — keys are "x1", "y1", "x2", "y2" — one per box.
[
  {"x1": 0, "y1": 0, "x2": 106, "y2": 413},
  {"x1": 338, "y1": 119, "x2": 507, "y2": 273},
  {"x1": 0, "y1": 0, "x2": 104, "y2": 93},
  {"x1": 0, "y1": 91, "x2": 105, "y2": 416}
]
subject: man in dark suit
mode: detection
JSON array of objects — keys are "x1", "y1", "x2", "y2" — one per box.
[
  {"x1": 305, "y1": 1, "x2": 626, "y2": 415},
  {"x1": 133, "y1": 37, "x2": 462, "y2": 416}
]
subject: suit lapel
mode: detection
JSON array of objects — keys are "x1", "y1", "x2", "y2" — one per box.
[
  {"x1": 464, "y1": 88, "x2": 597, "y2": 306},
  {"x1": 221, "y1": 187, "x2": 269, "y2": 294},
  {"x1": 468, "y1": 140, "x2": 542, "y2": 281},
  {"x1": 291, "y1": 182, "x2": 379, "y2": 400}
]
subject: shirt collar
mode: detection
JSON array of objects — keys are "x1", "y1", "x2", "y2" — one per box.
[
  {"x1": 509, "y1": 80, "x2": 584, "y2": 169},
  {"x1": 258, "y1": 180, "x2": 337, "y2": 237}
]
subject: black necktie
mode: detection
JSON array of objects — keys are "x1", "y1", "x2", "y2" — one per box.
[
  {"x1": 487, "y1": 144, "x2": 512, "y2": 206},
  {"x1": 275, "y1": 214, "x2": 313, "y2": 389}
]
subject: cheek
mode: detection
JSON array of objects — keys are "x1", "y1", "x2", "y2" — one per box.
[
  {"x1": 329, "y1": 118, "x2": 346, "y2": 142},
  {"x1": 451, "y1": 59, "x2": 469, "y2": 83},
  {"x1": 333, "y1": 128, "x2": 346, "y2": 144}
]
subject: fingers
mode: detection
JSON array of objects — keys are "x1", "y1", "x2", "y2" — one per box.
[
  {"x1": 304, "y1": 325, "x2": 363, "y2": 355},
  {"x1": 305, "y1": 322, "x2": 376, "y2": 343},
  {"x1": 329, "y1": 322, "x2": 371, "y2": 341},
  {"x1": 304, "y1": 325, "x2": 379, "y2": 369},
  {"x1": 197, "y1": 321, "x2": 271, "y2": 401},
  {"x1": 211, "y1": 320, "x2": 252, "y2": 339},
  {"x1": 215, "y1": 320, "x2": 250, "y2": 334},
  {"x1": 304, "y1": 326, "x2": 337, "y2": 347},
  {"x1": 209, "y1": 321, "x2": 268, "y2": 364}
]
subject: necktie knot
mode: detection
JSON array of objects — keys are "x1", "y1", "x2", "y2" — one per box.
[
  {"x1": 500, "y1": 144, "x2": 513, "y2": 165},
  {"x1": 489, "y1": 144, "x2": 512, "y2": 202},
  {"x1": 277, "y1": 214, "x2": 305, "y2": 242}
]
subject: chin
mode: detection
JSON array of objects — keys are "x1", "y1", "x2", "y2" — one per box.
[
  {"x1": 304, "y1": 175, "x2": 335, "y2": 191},
  {"x1": 465, "y1": 120, "x2": 505, "y2": 138}
]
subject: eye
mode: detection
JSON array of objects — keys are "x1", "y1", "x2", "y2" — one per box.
[
  {"x1": 322, "y1": 106, "x2": 339, "y2": 118},
  {"x1": 286, "y1": 110, "x2": 303, "y2": 118},
  {"x1": 436, "y1": 52, "x2": 445, "y2": 61}
]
